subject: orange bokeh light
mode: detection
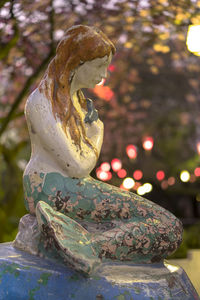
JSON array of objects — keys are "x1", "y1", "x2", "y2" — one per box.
[
  {"x1": 133, "y1": 181, "x2": 142, "y2": 190},
  {"x1": 117, "y1": 169, "x2": 127, "y2": 178},
  {"x1": 197, "y1": 142, "x2": 200, "y2": 155},
  {"x1": 133, "y1": 170, "x2": 143, "y2": 180},
  {"x1": 93, "y1": 84, "x2": 114, "y2": 101}
]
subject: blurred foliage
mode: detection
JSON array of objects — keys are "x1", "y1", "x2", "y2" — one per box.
[
  {"x1": 0, "y1": 0, "x2": 200, "y2": 242},
  {"x1": 185, "y1": 222, "x2": 200, "y2": 249},
  {"x1": 168, "y1": 230, "x2": 188, "y2": 259}
]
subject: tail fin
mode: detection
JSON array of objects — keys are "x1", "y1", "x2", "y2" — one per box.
[{"x1": 36, "y1": 201, "x2": 100, "y2": 274}]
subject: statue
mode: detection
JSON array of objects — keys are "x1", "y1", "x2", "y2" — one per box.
[
  {"x1": 14, "y1": 25, "x2": 183, "y2": 274},
  {"x1": 0, "y1": 24, "x2": 195, "y2": 299}
]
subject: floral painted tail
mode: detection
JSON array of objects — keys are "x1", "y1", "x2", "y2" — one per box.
[{"x1": 36, "y1": 201, "x2": 101, "y2": 274}]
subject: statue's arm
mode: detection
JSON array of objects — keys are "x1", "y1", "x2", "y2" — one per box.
[
  {"x1": 85, "y1": 119, "x2": 104, "y2": 157},
  {"x1": 25, "y1": 91, "x2": 100, "y2": 177}
]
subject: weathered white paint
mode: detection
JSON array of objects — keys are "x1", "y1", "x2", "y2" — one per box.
[{"x1": 24, "y1": 55, "x2": 112, "y2": 178}]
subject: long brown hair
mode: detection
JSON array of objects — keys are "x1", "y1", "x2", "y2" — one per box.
[{"x1": 39, "y1": 25, "x2": 116, "y2": 159}]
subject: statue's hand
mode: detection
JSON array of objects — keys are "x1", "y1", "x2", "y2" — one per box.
[{"x1": 84, "y1": 98, "x2": 98, "y2": 124}]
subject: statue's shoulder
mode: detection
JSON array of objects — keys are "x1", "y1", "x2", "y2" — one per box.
[
  {"x1": 25, "y1": 88, "x2": 50, "y2": 116},
  {"x1": 26, "y1": 88, "x2": 44, "y2": 106}
]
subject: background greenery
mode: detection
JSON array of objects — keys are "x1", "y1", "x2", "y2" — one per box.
[{"x1": 0, "y1": 0, "x2": 200, "y2": 257}]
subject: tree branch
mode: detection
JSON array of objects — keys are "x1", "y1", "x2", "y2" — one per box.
[
  {"x1": 0, "y1": 0, "x2": 19, "y2": 60},
  {"x1": 0, "y1": 0, "x2": 55, "y2": 136},
  {"x1": 0, "y1": 49, "x2": 55, "y2": 136},
  {"x1": 49, "y1": 0, "x2": 55, "y2": 44}
]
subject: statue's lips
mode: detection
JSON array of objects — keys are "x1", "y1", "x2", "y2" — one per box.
[{"x1": 96, "y1": 78, "x2": 104, "y2": 85}]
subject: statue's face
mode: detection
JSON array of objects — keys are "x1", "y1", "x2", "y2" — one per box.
[{"x1": 74, "y1": 53, "x2": 112, "y2": 89}]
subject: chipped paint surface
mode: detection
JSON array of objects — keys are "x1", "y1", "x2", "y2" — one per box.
[
  {"x1": 0, "y1": 243, "x2": 199, "y2": 300},
  {"x1": 7, "y1": 24, "x2": 197, "y2": 298},
  {"x1": 23, "y1": 171, "x2": 183, "y2": 270},
  {"x1": 21, "y1": 24, "x2": 184, "y2": 276}
]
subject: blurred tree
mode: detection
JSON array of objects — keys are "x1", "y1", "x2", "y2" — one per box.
[{"x1": 0, "y1": 0, "x2": 200, "y2": 242}]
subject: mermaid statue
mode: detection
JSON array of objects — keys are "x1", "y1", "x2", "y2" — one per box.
[{"x1": 14, "y1": 25, "x2": 183, "y2": 274}]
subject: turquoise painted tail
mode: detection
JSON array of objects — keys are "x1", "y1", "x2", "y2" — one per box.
[{"x1": 36, "y1": 201, "x2": 100, "y2": 274}]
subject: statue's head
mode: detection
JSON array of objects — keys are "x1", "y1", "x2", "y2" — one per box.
[
  {"x1": 40, "y1": 25, "x2": 115, "y2": 156},
  {"x1": 54, "y1": 25, "x2": 116, "y2": 87}
]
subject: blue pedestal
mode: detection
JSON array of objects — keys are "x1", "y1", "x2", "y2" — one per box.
[{"x1": 0, "y1": 243, "x2": 199, "y2": 300}]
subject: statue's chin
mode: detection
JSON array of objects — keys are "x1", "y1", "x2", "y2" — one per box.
[
  {"x1": 85, "y1": 83, "x2": 97, "y2": 89},
  {"x1": 82, "y1": 79, "x2": 102, "y2": 89}
]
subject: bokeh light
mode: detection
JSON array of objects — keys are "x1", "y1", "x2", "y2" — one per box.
[
  {"x1": 143, "y1": 183, "x2": 153, "y2": 193},
  {"x1": 100, "y1": 162, "x2": 110, "y2": 172},
  {"x1": 123, "y1": 177, "x2": 135, "y2": 189},
  {"x1": 142, "y1": 137, "x2": 154, "y2": 151},
  {"x1": 180, "y1": 170, "x2": 190, "y2": 182},
  {"x1": 96, "y1": 169, "x2": 112, "y2": 181},
  {"x1": 196, "y1": 194, "x2": 200, "y2": 202},
  {"x1": 117, "y1": 169, "x2": 127, "y2": 178},
  {"x1": 186, "y1": 25, "x2": 200, "y2": 56},
  {"x1": 156, "y1": 170, "x2": 165, "y2": 181},
  {"x1": 136, "y1": 183, "x2": 152, "y2": 195},
  {"x1": 168, "y1": 177, "x2": 175, "y2": 186},
  {"x1": 133, "y1": 170, "x2": 143, "y2": 180},
  {"x1": 120, "y1": 184, "x2": 128, "y2": 191},
  {"x1": 108, "y1": 64, "x2": 115, "y2": 72},
  {"x1": 190, "y1": 174, "x2": 196, "y2": 183},
  {"x1": 137, "y1": 186, "x2": 146, "y2": 195},
  {"x1": 126, "y1": 144, "x2": 137, "y2": 159},
  {"x1": 93, "y1": 84, "x2": 114, "y2": 101},
  {"x1": 197, "y1": 142, "x2": 200, "y2": 155},
  {"x1": 106, "y1": 171, "x2": 112, "y2": 181},
  {"x1": 161, "y1": 180, "x2": 168, "y2": 189},
  {"x1": 97, "y1": 170, "x2": 108, "y2": 181},
  {"x1": 111, "y1": 158, "x2": 122, "y2": 172},
  {"x1": 194, "y1": 167, "x2": 200, "y2": 177},
  {"x1": 133, "y1": 181, "x2": 142, "y2": 190}
]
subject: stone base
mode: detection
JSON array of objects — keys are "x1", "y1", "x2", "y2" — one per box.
[{"x1": 0, "y1": 243, "x2": 199, "y2": 300}]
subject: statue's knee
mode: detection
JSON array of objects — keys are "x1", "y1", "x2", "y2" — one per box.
[
  {"x1": 171, "y1": 218, "x2": 183, "y2": 247},
  {"x1": 156, "y1": 216, "x2": 183, "y2": 255}
]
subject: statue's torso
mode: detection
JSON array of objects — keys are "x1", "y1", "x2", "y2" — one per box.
[
  {"x1": 24, "y1": 89, "x2": 70, "y2": 177},
  {"x1": 24, "y1": 88, "x2": 104, "y2": 179}
]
